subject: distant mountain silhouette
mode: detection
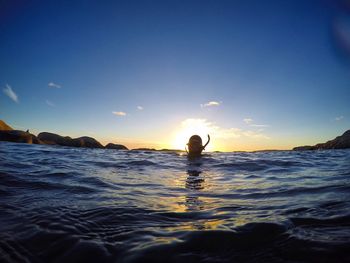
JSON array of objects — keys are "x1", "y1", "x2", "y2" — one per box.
[
  {"x1": 293, "y1": 130, "x2": 350, "y2": 150},
  {"x1": 131, "y1": 148, "x2": 157, "y2": 151},
  {"x1": 105, "y1": 143, "x2": 128, "y2": 150}
]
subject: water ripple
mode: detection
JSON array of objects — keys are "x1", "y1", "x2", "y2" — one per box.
[{"x1": 1, "y1": 142, "x2": 350, "y2": 262}]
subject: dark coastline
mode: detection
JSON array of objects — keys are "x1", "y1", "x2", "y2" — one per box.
[
  {"x1": 1, "y1": 120, "x2": 349, "y2": 152},
  {"x1": 293, "y1": 130, "x2": 350, "y2": 151},
  {"x1": 0, "y1": 120, "x2": 131, "y2": 150}
]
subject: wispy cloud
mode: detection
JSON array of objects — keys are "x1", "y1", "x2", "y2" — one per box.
[
  {"x1": 201, "y1": 101, "x2": 221, "y2": 108},
  {"x1": 180, "y1": 118, "x2": 269, "y2": 140},
  {"x1": 335, "y1": 116, "x2": 344, "y2": 121},
  {"x1": 46, "y1": 100, "x2": 55, "y2": 107},
  {"x1": 112, "y1": 111, "x2": 127, "y2": 116},
  {"x1": 137, "y1": 106, "x2": 144, "y2": 110},
  {"x1": 3, "y1": 84, "x2": 18, "y2": 103},
  {"x1": 250, "y1": 124, "x2": 270, "y2": 128},
  {"x1": 243, "y1": 118, "x2": 269, "y2": 128},
  {"x1": 243, "y1": 118, "x2": 253, "y2": 125},
  {"x1": 48, "y1": 82, "x2": 61, "y2": 88}
]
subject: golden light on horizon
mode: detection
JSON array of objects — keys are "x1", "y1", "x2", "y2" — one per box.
[{"x1": 171, "y1": 119, "x2": 215, "y2": 151}]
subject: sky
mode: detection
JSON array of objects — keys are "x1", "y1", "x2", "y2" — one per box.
[{"x1": 1, "y1": 0, "x2": 350, "y2": 151}]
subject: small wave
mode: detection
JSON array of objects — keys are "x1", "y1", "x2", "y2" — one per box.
[
  {"x1": 0, "y1": 235, "x2": 39, "y2": 263},
  {"x1": 92, "y1": 160, "x2": 161, "y2": 170},
  {"x1": 283, "y1": 207, "x2": 311, "y2": 215},
  {"x1": 0, "y1": 172, "x2": 98, "y2": 198},
  {"x1": 243, "y1": 183, "x2": 350, "y2": 199},
  {"x1": 125, "y1": 222, "x2": 288, "y2": 262},
  {"x1": 290, "y1": 214, "x2": 350, "y2": 227},
  {"x1": 212, "y1": 161, "x2": 268, "y2": 171},
  {"x1": 212, "y1": 159, "x2": 311, "y2": 173},
  {"x1": 125, "y1": 160, "x2": 158, "y2": 166},
  {"x1": 319, "y1": 201, "x2": 346, "y2": 209}
]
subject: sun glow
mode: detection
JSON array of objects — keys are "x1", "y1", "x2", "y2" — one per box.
[{"x1": 171, "y1": 119, "x2": 215, "y2": 151}]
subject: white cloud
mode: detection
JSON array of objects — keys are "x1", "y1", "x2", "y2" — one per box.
[
  {"x1": 112, "y1": 111, "x2": 127, "y2": 116},
  {"x1": 250, "y1": 124, "x2": 270, "y2": 128},
  {"x1": 137, "y1": 106, "x2": 144, "y2": 110},
  {"x1": 201, "y1": 101, "x2": 221, "y2": 108},
  {"x1": 335, "y1": 116, "x2": 344, "y2": 121},
  {"x1": 179, "y1": 118, "x2": 236, "y2": 139},
  {"x1": 180, "y1": 118, "x2": 269, "y2": 140},
  {"x1": 48, "y1": 82, "x2": 61, "y2": 88},
  {"x1": 3, "y1": 84, "x2": 18, "y2": 103},
  {"x1": 243, "y1": 118, "x2": 253, "y2": 124},
  {"x1": 46, "y1": 100, "x2": 55, "y2": 107},
  {"x1": 243, "y1": 118, "x2": 269, "y2": 128}
]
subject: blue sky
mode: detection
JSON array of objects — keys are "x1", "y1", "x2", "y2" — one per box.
[{"x1": 1, "y1": 0, "x2": 349, "y2": 150}]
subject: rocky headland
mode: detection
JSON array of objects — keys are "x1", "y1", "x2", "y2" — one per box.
[
  {"x1": 0, "y1": 120, "x2": 43, "y2": 144},
  {"x1": 38, "y1": 132, "x2": 104, "y2": 148},
  {"x1": 0, "y1": 120, "x2": 128, "y2": 150},
  {"x1": 293, "y1": 130, "x2": 350, "y2": 150},
  {"x1": 0, "y1": 120, "x2": 13, "y2": 131}
]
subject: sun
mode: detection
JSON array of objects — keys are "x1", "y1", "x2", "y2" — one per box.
[{"x1": 171, "y1": 119, "x2": 215, "y2": 151}]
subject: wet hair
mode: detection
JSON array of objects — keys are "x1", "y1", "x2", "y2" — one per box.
[{"x1": 188, "y1": 135, "x2": 203, "y2": 145}]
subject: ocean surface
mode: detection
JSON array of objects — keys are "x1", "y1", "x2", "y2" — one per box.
[{"x1": 0, "y1": 141, "x2": 350, "y2": 263}]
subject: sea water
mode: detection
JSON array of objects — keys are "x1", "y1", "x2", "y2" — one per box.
[{"x1": 0, "y1": 141, "x2": 349, "y2": 262}]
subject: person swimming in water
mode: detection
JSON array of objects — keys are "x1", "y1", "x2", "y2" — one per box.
[{"x1": 186, "y1": 134, "x2": 210, "y2": 158}]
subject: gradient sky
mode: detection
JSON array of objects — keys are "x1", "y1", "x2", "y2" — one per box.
[{"x1": 1, "y1": 0, "x2": 350, "y2": 151}]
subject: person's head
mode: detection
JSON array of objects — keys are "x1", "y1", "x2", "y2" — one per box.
[{"x1": 187, "y1": 135, "x2": 204, "y2": 156}]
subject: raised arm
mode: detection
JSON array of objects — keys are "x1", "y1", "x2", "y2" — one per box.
[{"x1": 203, "y1": 134, "x2": 210, "y2": 149}]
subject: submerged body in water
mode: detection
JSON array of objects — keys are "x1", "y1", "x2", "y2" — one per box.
[{"x1": 0, "y1": 142, "x2": 350, "y2": 262}]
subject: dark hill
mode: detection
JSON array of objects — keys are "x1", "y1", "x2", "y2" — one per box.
[
  {"x1": 38, "y1": 132, "x2": 104, "y2": 148},
  {"x1": 105, "y1": 143, "x2": 128, "y2": 150},
  {"x1": 0, "y1": 120, "x2": 13, "y2": 131},
  {"x1": 293, "y1": 130, "x2": 350, "y2": 150},
  {"x1": 0, "y1": 120, "x2": 127, "y2": 150}
]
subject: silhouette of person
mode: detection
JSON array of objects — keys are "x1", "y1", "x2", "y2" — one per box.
[{"x1": 186, "y1": 134, "x2": 210, "y2": 158}]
